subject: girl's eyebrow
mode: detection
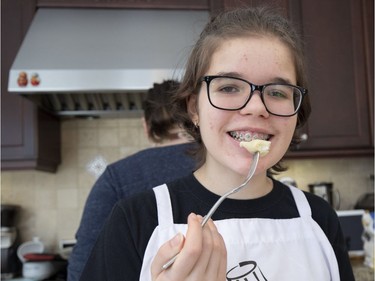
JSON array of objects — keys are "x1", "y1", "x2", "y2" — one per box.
[
  {"x1": 216, "y1": 71, "x2": 242, "y2": 78},
  {"x1": 215, "y1": 72, "x2": 294, "y2": 85},
  {"x1": 271, "y1": 77, "x2": 294, "y2": 85}
]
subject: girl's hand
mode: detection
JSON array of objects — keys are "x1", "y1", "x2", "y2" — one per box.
[{"x1": 151, "y1": 213, "x2": 227, "y2": 281}]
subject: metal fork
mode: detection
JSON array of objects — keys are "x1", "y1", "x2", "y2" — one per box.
[{"x1": 162, "y1": 151, "x2": 260, "y2": 270}]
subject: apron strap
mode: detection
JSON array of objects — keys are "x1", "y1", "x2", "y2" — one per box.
[
  {"x1": 287, "y1": 185, "x2": 312, "y2": 218},
  {"x1": 153, "y1": 184, "x2": 174, "y2": 226}
]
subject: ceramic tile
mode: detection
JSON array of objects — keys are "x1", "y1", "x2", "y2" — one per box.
[
  {"x1": 119, "y1": 146, "x2": 141, "y2": 159},
  {"x1": 97, "y1": 118, "x2": 119, "y2": 128},
  {"x1": 57, "y1": 188, "x2": 78, "y2": 209},
  {"x1": 60, "y1": 146, "x2": 78, "y2": 167},
  {"x1": 119, "y1": 126, "x2": 143, "y2": 146},
  {"x1": 61, "y1": 127, "x2": 78, "y2": 148},
  {"x1": 54, "y1": 165, "x2": 78, "y2": 189},
  {"x1": 77, "y1": 119, "x2": 99, "y2": 128},
  {"x1": 78, "y1": 128, "x2": 98, "y2": 147},
  {"x1": 98, "y1": 147, "x2": 121, "y2": 164},
  {"x1": 77, "y1": 148, "x2": 99, "y2": 168},
  {"x1": 1, "y1": 172, "x2": 13, "y2": 202},
  {"x1": 34, "y1": 171, "x2": 56, "y2": 189},
  {"x1": 118, "y1": 118, "x2": 143, "y2": 128},
  {"x1": 34, "y1": 209, "x2": 58, "y2": 250},
  {"x1": 277, "y1": 157, "x2": 374, "y2": 210},
  {"x1": 86, "y1": 155, "x2": 108, "y2": 178},
  {"x1": 61, "y1": 119, "x2": 78, "y2": 129},
  {"x1": 7, "y1": 185, "x2": 36, "y2": 209},
  {"x1": 78, "y1": 169, "x2": 96, "y2": 192},
  {"x1": 77, "y1": 182, "x2": 92, "y2": 209},
  {"x1": 35, "y1": 187, "x2": 57, "y2": 209},
  {"x1": 57, "y1": 208, "x2": 81, "y2": 241},
  {"x1": 10, "y1": 171, "x2": 35, "y2": 189},
  {"x1": 98, "y1": 127, "x2": 119, "y2": 147}
]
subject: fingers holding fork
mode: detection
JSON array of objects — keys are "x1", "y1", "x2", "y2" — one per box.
[{"x1": 151, "y1": 213, "x2": 227, "y2": 281}]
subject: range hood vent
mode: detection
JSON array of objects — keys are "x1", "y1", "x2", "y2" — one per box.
[
  {"x1": 33, "y1": 91, "x2": 146, "y2": 118},
  {"x1": 8, "y1": 8, "x2": 209, "y2": 118}
]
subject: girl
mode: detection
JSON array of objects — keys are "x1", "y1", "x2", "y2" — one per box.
[{"x1": 80, "y1": 6, "x2": 354, "y2": 281}]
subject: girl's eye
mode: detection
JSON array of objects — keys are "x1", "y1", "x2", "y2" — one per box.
[
  {"x1": 218, "y1": 85, "x2": 240, "y2": 93},
  {"x1": 268, "y1": 90, "x2": 286, "y2": 98},
  {"x1": 265, "y1": 87, "x2": 291, "y2": 99}
]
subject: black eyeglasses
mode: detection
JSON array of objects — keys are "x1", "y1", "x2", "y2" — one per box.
[{"x1": 201, "y1": 75, "x2": 308, "y2": 117}]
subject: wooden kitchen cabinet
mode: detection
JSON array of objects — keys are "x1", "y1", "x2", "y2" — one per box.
[
  {"x1": 287, "y1": 0, "x2": 374, "y2": 157},
  {"x1": 1, "y1": 0, "x2": 61, "y2": 172}
]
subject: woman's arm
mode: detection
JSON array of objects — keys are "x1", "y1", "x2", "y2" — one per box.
[{"x1": 68, "y1": 168, "x2": 119, "y2": 281}]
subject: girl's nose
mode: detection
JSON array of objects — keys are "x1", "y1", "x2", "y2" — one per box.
[{"x1": 239, "y1": 91, "x2": 269, "y2": 117}]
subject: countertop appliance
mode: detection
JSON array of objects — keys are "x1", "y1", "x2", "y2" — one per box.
[
  {"x1": 8, "y1": 8, "x2": 209, "y2": 118},
  {"x1": 355, "y1": 193, "x2": 374, "y2": 211},
  {"x1": 308, "y1": 182, "x2": 340, "y2": 209},
  {"x1": 1, "y1": 205, "x2": 21, "y2": 280},
  {"x1": 17, "y1": 238, "x2": 67, "y2": 280}
]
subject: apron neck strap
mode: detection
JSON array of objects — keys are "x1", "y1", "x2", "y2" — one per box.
[
  {"x1": 287, "y1": 185, "x2": 312, "y2": 217},
  {"x1": 153, "y1": 184, "x2": 174, "y2": 226}
]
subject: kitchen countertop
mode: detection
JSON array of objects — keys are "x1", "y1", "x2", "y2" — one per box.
[{"x1": 351, "y1": 257, "x2": 374, "y2": 281}]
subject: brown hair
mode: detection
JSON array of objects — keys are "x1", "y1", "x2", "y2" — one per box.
[
  {"x1": 172, "y1": 6, "x2": 311, "y2": 173},
  {"x1": 143, "y1": 80, "x2": 181, "y2": 143}
]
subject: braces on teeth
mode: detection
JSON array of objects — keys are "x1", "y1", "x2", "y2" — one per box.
[
  {"x1": 230, "y1": 132, "x2": 267, "y2": 142},
  {"x1": 230, "y1": 132, "x2": 252, "y2": 142}
]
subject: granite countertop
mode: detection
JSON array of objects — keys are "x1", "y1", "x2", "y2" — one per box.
[{"x1": 351, "y1": 257, "x2": 374, "y2": 281}]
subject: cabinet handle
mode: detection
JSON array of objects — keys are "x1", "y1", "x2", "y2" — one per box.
[{"x1": 300, "y1": 133, "x2": 308, "y2": 142}]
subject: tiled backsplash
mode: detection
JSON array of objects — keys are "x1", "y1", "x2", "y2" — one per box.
[{"x1": 1, "y1": 118, "x2": 374, "y2": 252}]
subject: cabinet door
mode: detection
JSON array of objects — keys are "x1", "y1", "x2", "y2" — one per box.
[
  {"x1": 1, "y1": 0, "x2": 36, "y2": 161},
  {"x1": 290, "y1": 0, "x2": 373, "y2": 156},
  {"x1": 1, "y1": 0, "x2": 61, "y2": 172}
]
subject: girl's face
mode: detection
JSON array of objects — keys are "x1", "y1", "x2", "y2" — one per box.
[{"x1": 189, "y1": 36, "x2": 298, "y2": 179}]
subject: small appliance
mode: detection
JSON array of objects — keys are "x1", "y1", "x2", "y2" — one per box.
[
  {"x1": 1, "y1": 204, "x2": 21, "y2": 279},
  {"x1": 308, "y1": 182, "x2": 340, "y2": 209},
  {"x1": 17, "y1": 237, "x2": 67, "y2": 280}
]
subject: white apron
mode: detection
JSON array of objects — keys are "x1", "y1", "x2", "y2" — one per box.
[{"x1": 139, "y1": 184, "x2": 340, "y2": 281}]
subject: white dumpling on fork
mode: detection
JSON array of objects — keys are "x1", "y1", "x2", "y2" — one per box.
[{"x1": 240, "y1": 139, "x2": 271, "y2": 157}]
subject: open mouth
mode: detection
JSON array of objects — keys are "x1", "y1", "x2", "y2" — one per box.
[{"x1": 229, "y1": 131, "x2": 271, "y2": 142}]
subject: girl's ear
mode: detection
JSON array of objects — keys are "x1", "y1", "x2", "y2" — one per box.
[
  {"x1": 141, "y1": 117, "x2": 150, "y2": 139},
  {"x1": 187, "y1": 94, "x2": 199, "y2": 124}
]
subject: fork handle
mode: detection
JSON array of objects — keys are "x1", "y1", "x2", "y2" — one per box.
[{"x1": 162, "y1": 255, "x2": 178, "y2": 270}]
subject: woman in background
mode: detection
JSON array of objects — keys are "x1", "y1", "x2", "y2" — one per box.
[{"x1": 68, "y1": 80, "x2": 196, "y2": 281}]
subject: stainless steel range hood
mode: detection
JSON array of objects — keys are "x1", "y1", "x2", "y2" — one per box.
[{"x1": 8, "y1": 8, "x2": 209, "y2": 118}]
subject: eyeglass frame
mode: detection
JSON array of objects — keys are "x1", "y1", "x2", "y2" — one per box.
[{"x1": 200, "y1": 75, "x2": 308, "y2": 117}]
